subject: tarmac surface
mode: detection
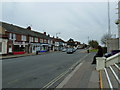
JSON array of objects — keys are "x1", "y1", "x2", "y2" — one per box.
[{"x1": 2, "y1": 49, "x2": 93, "y2": 88}]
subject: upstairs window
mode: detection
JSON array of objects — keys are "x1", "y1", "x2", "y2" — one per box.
[
  {"x1": 9, "y1": 33, "x2": 16, "y2": 40},
  {"x1": 35, "y1": 38, "x2": 38, "y2": 42},
  {"x1": 44, "y1": 39, "x2": 47, "y2": 43},
  {"x1": 40, "y1": 39, "x2": 43, "y2": 43},
  {"x1": 29, "y1": 37, "x2": 33, "y2": 42},
  {"x1": 21, "y1": 35, "x2": 26, "y2": 41}
]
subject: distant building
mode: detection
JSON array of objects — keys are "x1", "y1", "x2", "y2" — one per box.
[
  {"x1": 107, "y1": 38, "x2": 119, "y2": 52},
  {"x1": 115, "y1": 1, "x2": 120, "y2": 50},
  {"x1": 52, "y1": 37, "x2": 65, "y2": 51}
]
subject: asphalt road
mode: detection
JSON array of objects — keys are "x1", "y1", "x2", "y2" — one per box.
[{"x1": 2, "y1": 49, "x2": 89, "y2": 88}]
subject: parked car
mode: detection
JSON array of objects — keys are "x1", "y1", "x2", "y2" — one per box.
[
  {"x1": 104, "y1": 50, "x2": 120, "y2": 58},
  {"x1": 73, "y1": 48, "x2": 77, "y2": 52},
  {"x1": 111, "y1": 50, "x2": 120, "y2": 55},
  {"x1": 62, "y1": 48, "x2": 67, "y2": 52},
  {"x1": 104, "y1": 52, "x2": 112, "y2": 58},
  {"x1": 66, "y1": 48, "x2": 74, "y2": 54}
]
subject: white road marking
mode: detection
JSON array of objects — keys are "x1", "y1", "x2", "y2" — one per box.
[{"x1": 41, "y1": 53, "x2": 90, "y2": 89}]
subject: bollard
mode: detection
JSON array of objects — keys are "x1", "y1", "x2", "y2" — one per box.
[
  {"x1": 87, "y1": 49, "x2": 89, "y2": 53},
  {"x1": 96, "y1": 57, "x2": 106, "y2": 71},
  {"x1": 36, "y1": 51, "x2": 38, "y2": 55}
]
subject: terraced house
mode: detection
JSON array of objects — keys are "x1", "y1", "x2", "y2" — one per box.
[{"x1": 0, "y1": 22, "x2": 53, "y2": 55}]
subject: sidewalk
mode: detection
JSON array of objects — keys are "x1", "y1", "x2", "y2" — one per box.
[
  {"x1": 57, "y1": 53, "x2": 100, "y2": 88},
  {"x1": 0, "y1": 51, "x2": 55, "y2": 60}
]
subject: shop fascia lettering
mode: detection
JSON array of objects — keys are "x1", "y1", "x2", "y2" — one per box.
[{"x1": 13, "y1": 41, "x2": 28, "y2": 47}]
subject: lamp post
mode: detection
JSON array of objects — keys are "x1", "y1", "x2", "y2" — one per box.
[
  {"x1": 108, "y1": 0, "x2": 111, "y2": 35},
  {"x1": 56, "y1": 32, "x2": 61, "y2": 38}
]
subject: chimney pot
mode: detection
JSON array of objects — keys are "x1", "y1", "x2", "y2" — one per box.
[
  {"x1": 27, "y1": 26, "x2": 31, "y2": 30},
  {"x1": 44, "y1": 32, "x2": 46, "y2": 35}
]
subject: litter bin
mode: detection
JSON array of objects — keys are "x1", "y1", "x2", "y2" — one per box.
[
  {"x1": 87, "y1": 49, "x2": 89, "y2": 53},
  {"x1": 36, "y1": 51, "x2": 39, "y2": 55}
]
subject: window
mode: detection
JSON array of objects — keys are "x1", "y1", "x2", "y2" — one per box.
[
  {"x1": 35, "y1": 38, "x2": 38, "y2": 42},
  {"x1": 22, "y1": 35, "x2": 26, "y2": 41},
  {"x1": 40, "y1": 39, "x2": 43, "y2": 43},
  {"x1": 14, "y1": 45, "x2": 24, "y2": 52},
  {"x1": 29, "y1": 37, "x2": 33, "y2": 42},
  {"x1": 9, "y1": 33, "x2": 12, "y2": 39},
  {"x1": 9, "y1": 33, "x2": 16, "y2": 40},
  {"x1": 44, "y1": 39, "x2": 47, "y2": 43},
  {"x1": 48, "y1": 40, "x2": 50, "y2": 44},
  {"x1": 13, "y1": 34, "x2": 16, "y2": 40}
]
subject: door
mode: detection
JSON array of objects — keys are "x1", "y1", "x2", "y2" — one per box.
[{"x1": 9, "y1": 45, "x2": 12, "y2": 53}]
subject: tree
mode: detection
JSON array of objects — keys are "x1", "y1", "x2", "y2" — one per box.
[
  {"x1": 88, "y1": 40, "x2": 99, "y2": 48},
  {"x1": 101, "y1": 33, "x2": 112, "y2": 46}
]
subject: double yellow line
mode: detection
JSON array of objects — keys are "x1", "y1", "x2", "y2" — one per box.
[
  {"x1": 41, "y1": 70, "x2": 69, "y2": 89},
  {"x1": 99, "y1": 70, "x2": 103, "y2": 90},
  {"x1": 41, "y1": 53, "x2": 89, "y2": 89}
]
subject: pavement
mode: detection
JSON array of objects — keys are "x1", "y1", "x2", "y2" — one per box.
[{"x1": 56, "y1": 52, "x2": 100, "y2": 89}]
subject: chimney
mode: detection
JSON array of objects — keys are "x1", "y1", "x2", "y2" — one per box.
[
  {"x1": 44, "y1": 32, "x2": 46, "y2": 35},
  {"x1": 27, "y1": 26, "x2": 31, "y2": 30}
]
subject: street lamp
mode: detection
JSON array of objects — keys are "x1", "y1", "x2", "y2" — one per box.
[{"x1": 56, "y1": 32, "x2": 61, "y2": 38}]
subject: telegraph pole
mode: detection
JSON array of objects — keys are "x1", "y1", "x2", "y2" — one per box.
[{"x1": 108, "y1": 0, "x2": 111, "y2": 35}]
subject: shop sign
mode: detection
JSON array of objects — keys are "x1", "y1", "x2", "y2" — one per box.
[
  {"x1": 13, "y1": 41, "x2": 28, "y2": 45},
  {"x1": 41, "y1": 43, "x2": 48, "y2": 46}
]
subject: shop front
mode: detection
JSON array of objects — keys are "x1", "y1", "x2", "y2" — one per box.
[
  {"x1": 31, "y1": 43, "x2": 41, "y2": 53},
  {"x1": 40, "y1": 43, "x2": 48, "y2": 52},
  {"x1": 13, "y1": 41, "x2": 28, "y2": 55}
]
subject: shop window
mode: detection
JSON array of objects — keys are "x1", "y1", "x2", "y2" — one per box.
[
  {"x1": 33, "y1": 46, "x2": 35, "y2": 50},
  {"x1": 0, "y1": 42, "x2": 2, "y2": 52},
  {"x1": 14, "y1": 45, "x2": 24, "y2": 52}
]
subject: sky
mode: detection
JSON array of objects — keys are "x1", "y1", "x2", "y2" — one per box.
[{"x1": 0, "y1": 0, "x2": 119, "y2": 44}]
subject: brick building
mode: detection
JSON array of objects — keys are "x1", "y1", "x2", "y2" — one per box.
[{"x1": 0, "y1": 22, "x2": 53, "y2": 55}]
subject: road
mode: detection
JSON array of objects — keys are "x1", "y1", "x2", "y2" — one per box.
[{"x1": 2, "y1": 49, "x2": 90, "y2": 88}]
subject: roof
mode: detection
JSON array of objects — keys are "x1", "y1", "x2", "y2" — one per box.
[
  {"x1": 53, "y1": 38, "x2": 65, "y2": 42},
  {"x1": 0, "y1": 22, "x2": 51, "y2": 40}
]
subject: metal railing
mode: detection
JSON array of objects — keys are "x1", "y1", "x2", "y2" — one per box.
[{"x1": 96, "y1": 52, "x2": 120, "y2": 71}]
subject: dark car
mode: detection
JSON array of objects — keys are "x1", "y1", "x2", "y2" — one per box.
[
  {"x1": 111, "y1": 50, "x2": 120, "y2": 55},
  {"x1": 104, "y1": 50, "x2": 120, "y2": 58},
  {"x1": 66, "y1": 48, "x2": 74, "y2": 54}
]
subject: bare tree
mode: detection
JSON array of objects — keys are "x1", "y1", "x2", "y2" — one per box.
[{"x1": 101, "y1": 33, "x2": 112, "y2": 46}]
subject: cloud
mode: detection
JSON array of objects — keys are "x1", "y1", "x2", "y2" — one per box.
[{"x1": 1, "y1": 2, "x2": 118, "y2": 44}]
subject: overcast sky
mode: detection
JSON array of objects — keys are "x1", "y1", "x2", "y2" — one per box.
[{"x1": 1, "y1": 1, "x2": 118, "y2": 44}]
